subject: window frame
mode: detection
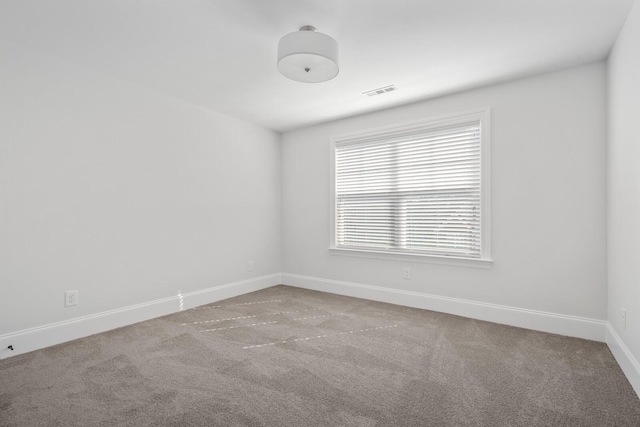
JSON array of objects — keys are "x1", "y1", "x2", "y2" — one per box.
[{"x1": 329, "y1": 108, "x2": 492, "y2": 269}]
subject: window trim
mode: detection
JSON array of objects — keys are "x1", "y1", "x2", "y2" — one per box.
[{"x1": 329, "y1": 108, "x2": 492, "y2": 268}]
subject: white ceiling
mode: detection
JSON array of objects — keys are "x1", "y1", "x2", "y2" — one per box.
[{"x1": 0, "y1": 0, "x2": 634, "y2": 132}]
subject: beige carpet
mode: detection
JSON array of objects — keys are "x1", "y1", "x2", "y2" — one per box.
[{"x1": 1, "y1": 285, "x2": 639, "y2": 426}]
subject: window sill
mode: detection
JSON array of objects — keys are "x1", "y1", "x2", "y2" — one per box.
[{"x1": 328, "y1": 247, "x2": 493, "y2": 269}]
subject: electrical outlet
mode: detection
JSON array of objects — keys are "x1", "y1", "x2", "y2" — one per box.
[
  {"x1": 65, "y1": 290, "x2": 78, "y2": 307},
  {"x1": 403, "y1": 267, "x2": 411, "y2": 280},
  {"x1": 621, "y1": 308, "x2": 626, "y2": 330},
  {"x1": 247, "y1": 261, "x2": 254, "y2": 272}
]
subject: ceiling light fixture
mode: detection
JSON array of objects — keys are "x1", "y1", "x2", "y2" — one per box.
[{"x1": 277, "y1": 25, "x2": 339, "y2": 83}]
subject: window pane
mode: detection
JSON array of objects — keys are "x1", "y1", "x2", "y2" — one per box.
[{"x1": 335, "y1": 118, "x2": 483, "y2": 258}]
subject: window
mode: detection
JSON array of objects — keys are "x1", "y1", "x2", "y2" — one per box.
[{"x1": 330, "y1": 109, "x2": 491, "y2": 267}]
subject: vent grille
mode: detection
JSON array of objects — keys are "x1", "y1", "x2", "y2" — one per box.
[{"x1": 363, "y1": 85, "x2": 398, "y2": 97}]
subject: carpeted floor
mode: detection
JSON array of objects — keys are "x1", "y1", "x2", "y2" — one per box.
[{"x1": 1, "y1": 285, "x2": 639, "y2": 426}]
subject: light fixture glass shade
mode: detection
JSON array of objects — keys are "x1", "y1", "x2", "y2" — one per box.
[{"x1": 277, "y1": 26, "x2": 339, "y2": 83}]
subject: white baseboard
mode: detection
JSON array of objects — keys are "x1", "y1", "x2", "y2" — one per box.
[
  {"x1": 2, "y1": 271, "x2": 636, "y2": 398},
  {"x1": 606, "y1": 324, "x2": 640, "y2": 398},
  {"x1": 281, "y1": 273, "x2": 607, "y2": 342},
  {"x1": 0, "y1": 273, "x2": 281, "y2": 359}
]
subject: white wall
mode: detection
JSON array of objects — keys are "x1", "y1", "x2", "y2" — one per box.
[
  {"x1": 607, "y1": 0, "x2": 640, "y2": 394},
  {"x1": 282, "y1": 62, "x2": 607, "y2": 334},
  {"x1": 0, "y1": 35, "x2": 614, "y2": 362},
  {"x1": 0, "y1": 40, "x2": 281, "y2": 338}
]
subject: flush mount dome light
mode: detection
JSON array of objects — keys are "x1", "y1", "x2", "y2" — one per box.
[{"x1": 277, "y1": 25, "x2": 339, "y2": 83}]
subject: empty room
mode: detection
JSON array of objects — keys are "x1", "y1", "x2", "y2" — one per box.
[{"x1": 1, "y1": 0, "x2": 640, "y2": 425}]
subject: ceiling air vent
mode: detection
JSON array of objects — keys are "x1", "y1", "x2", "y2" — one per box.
[{"x1": 363, "y1": 85, "x2": 398, "y2": 97}]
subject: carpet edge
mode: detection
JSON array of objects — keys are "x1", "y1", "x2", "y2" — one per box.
[
  {"x1": 281, "y1": 272, "x2": 607, "y2": 342},
  {"x1": 0, "y1": 273, "x2": 281, "y2": 359},
  {"x1": 607, "y1": 324, "x2": 640, "y2": 399}
]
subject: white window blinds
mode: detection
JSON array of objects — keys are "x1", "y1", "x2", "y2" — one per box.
[{"x1": 335, "y1": 119, "x2": 483, "y2": 258}]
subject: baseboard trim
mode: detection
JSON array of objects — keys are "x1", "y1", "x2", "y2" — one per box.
[
  {"x1": 606, "y1": 324, "x2": 640, "y2": 398},
  {"x1": 0, "y1": 273, "x2": 281, "y2": 359},
  {"x1": 281, "y1": 273, "x2": 607, "y2": 342},
  {"x1": 2, "y1": 272, "x2": 635, "y2": 396}
]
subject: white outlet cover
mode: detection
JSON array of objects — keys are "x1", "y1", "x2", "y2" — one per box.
[{"x1": 65, "y1": 290, "x2": 78, "y2": 307}]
